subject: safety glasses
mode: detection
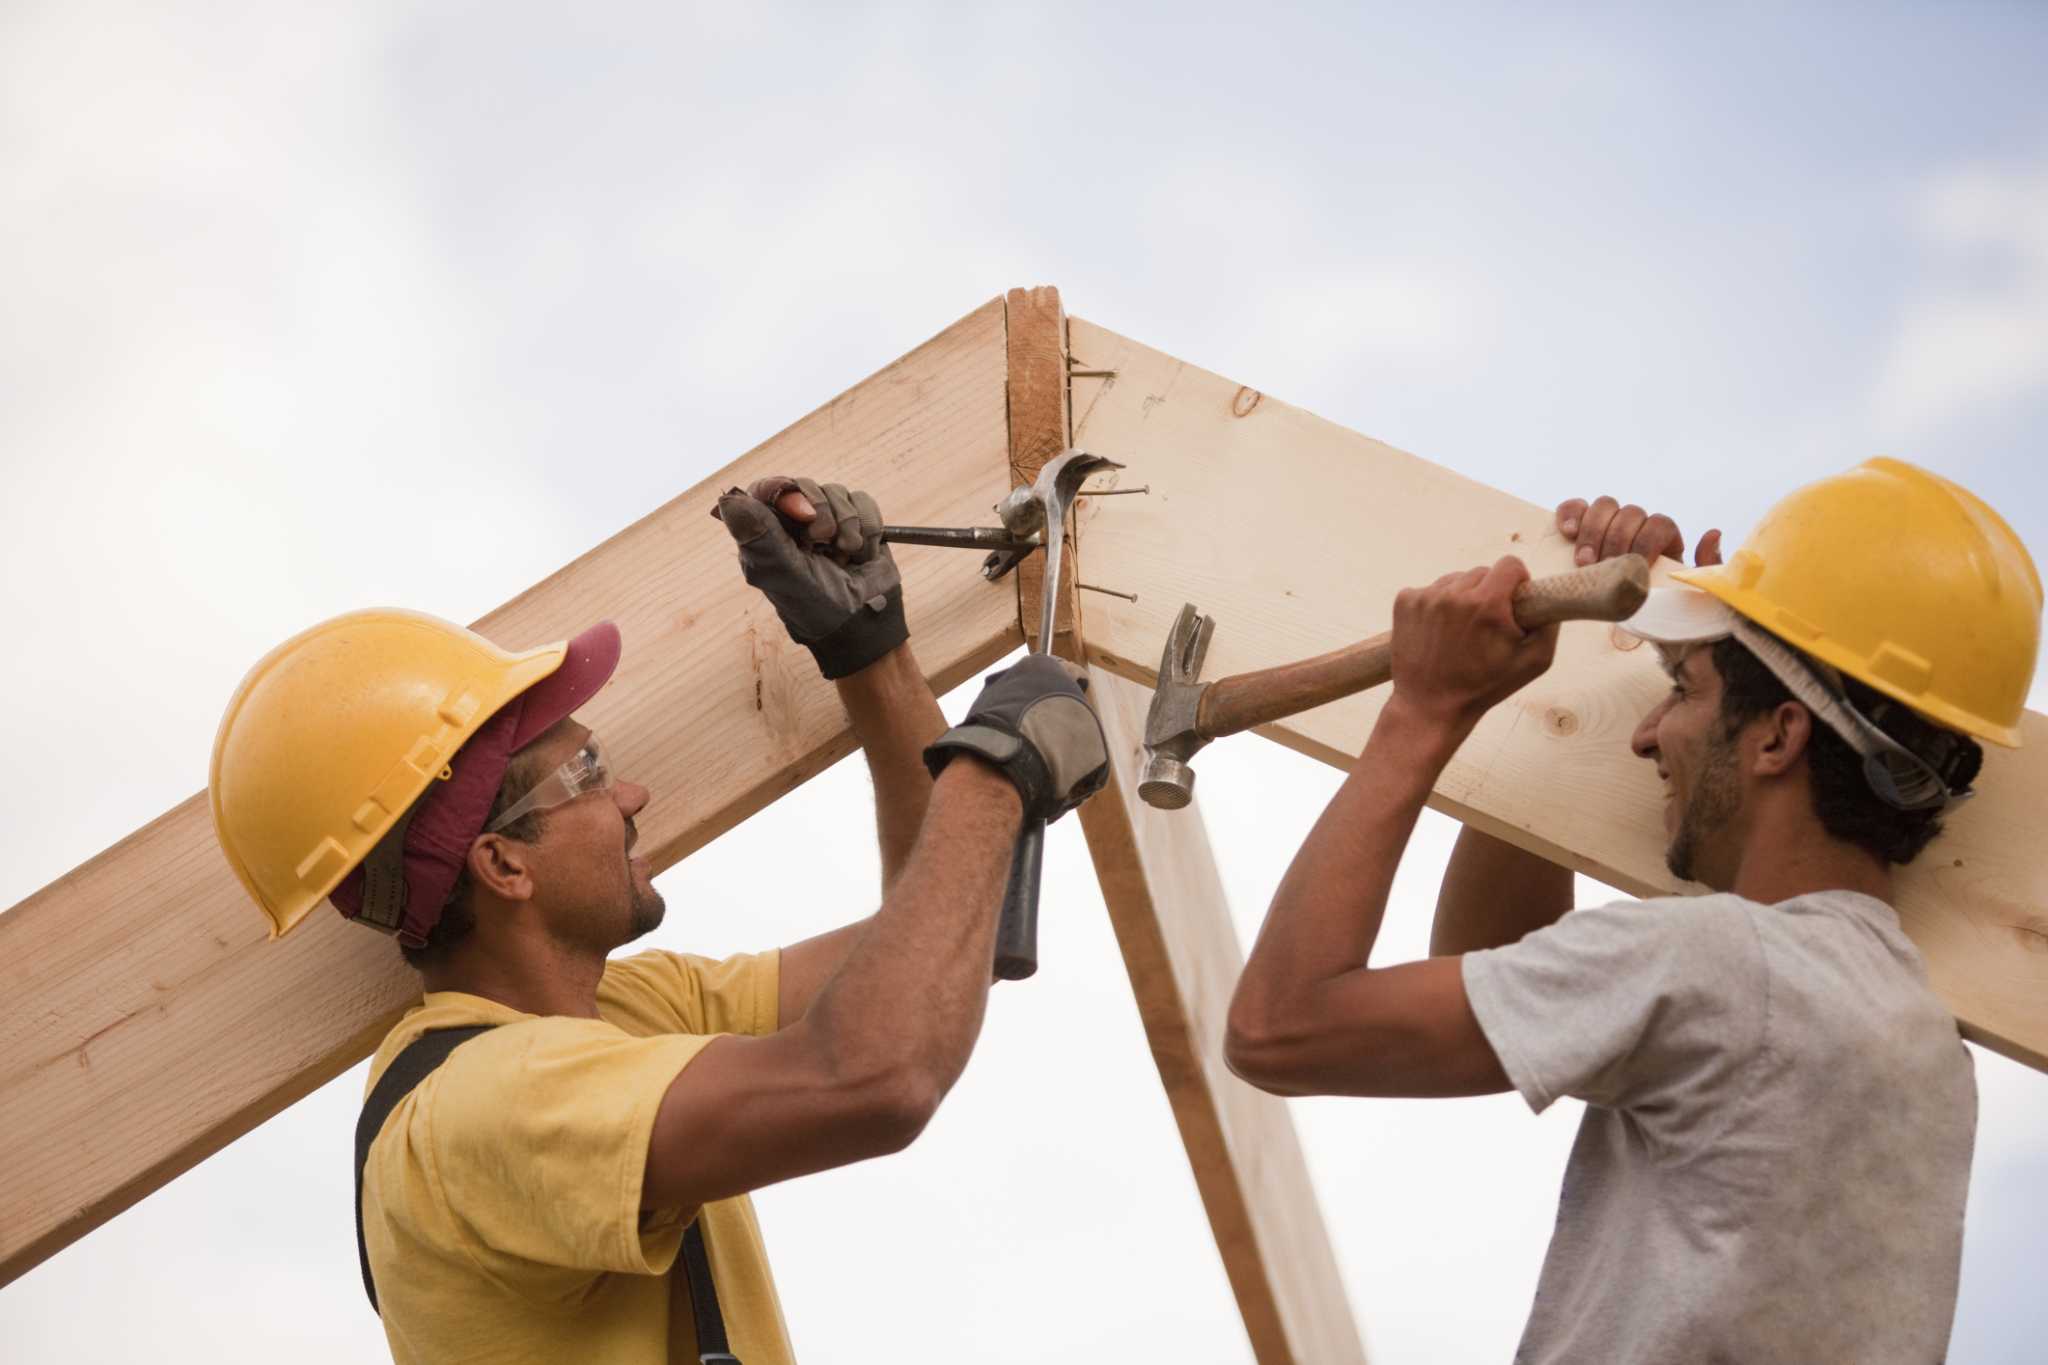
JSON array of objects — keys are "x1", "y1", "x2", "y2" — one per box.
[{"x1": 486, "y1": 735, "x2": 615, "y2": 833}]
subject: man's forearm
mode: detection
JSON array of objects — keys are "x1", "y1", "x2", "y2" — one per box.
[
  {"x1": 773, "y1": 645, "x2": 944, "y2": 1025},
  {"x1": 801, "y1": 757, "x2": 1019, "y2": 1104},
  {"x1": 639, "y1": 757, "x2": 1026, "y2": 1210},
  {"x1": 1237, "y1": 699, "x2": 1466, "y2": 1021},
  {"x1": 835, "y1": 642, "x2": 948, "y2": 890}
]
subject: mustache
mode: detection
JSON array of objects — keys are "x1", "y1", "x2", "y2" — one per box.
[{"x1": 624, "y1": 821, "x2": 639, "y2": 854}]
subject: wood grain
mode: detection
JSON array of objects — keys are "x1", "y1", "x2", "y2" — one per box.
[
  {"x1": 1196, "y1": 556, "x2": 1648, "y2": 739},
  {"x1": 1078, "y1": 668, "x2": 1368, "y2": 1365},
  {"x1": 1065, "y1": 316, "x2": 2048, "y2": 1074},
  {"x1": 1004, "y1": 285, "x2": 1080, "y2": 648},
  {"x1": 1014, "y1": 290, "x2": 1365, "y2": 1360},
  {"x1": 0, "y1": 298, "x2": 1024, "y2": 1284}
]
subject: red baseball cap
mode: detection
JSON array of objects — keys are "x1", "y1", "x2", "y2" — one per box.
[{"x1": 330, "y1": 620, "x2": 622, "y2": 946}]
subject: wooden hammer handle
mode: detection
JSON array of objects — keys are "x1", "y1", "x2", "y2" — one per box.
[{"x1": 1194, "y1": 554, "x2": 1649, "y2": 740}]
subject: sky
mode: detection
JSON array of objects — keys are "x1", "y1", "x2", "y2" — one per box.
[{"x1": 3, "y1": 1, "x2": 2047, "y2": 1360}]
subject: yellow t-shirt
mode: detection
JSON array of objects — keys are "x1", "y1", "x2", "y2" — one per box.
[{"x1": 361, "y1": 948, "x2": 794, "y2": 1364}]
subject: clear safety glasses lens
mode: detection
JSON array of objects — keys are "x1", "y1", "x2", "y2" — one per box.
[{"x1": 486, "y1": 737, "x2": 615, "y2": 833}]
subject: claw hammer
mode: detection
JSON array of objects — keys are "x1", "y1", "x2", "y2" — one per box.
[
  {"x1": 992, "y1": 449, "x2": 1122, "y2": 979},
  {"x1": 1138, "y1": 555, "x2": 1651, "y2": 809}
]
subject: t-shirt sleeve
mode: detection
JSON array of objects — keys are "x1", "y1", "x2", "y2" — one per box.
[
  {"x1": 597, "y1": 948, "x2": 782, "y2": 1038},
  {"x1": 1460, "y1": 897, "x2": 1767, "y2": 1115},
  {"x1": 418, "y1": 1020, "x2": 711, "y2": 1278}
]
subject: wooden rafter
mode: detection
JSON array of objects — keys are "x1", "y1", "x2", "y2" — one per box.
[
  {"x1": 0, "y1": 299, "x2": 1024, "y2": 1283},
  {"x1": 1064, "y1": 317, "x2": 2048, "y2": 1073},
  {"x1": 7, "y1": 287, "x2": 2041, "y2": 1362}
]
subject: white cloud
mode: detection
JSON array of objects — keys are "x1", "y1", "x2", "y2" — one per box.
[{"x1": 1872, "y1": 157, "x2": 2048, "y2": 437}]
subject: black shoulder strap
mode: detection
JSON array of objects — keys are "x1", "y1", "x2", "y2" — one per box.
[
  {"x1": 354, "y1": 1025, "x2": 497, "y2": 1314},
  {"x1": 353, "y1": 1024, "x2": 740, "y2": 1363},
  {"x1": 683, "y1": 1217, "x2": 738, "y2": 1363}
]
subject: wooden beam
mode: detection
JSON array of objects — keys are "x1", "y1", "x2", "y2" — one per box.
[
  {"x1": 1078, "y1": 668, "x2": 1368, "y2": 1364},
  {"x1": 0, "y1": 298, "x2": 1025, "y2": 1285},
  {"x1": 1004, "y1": 284, "x2": 1080, "y2": 648},
  {"x1": 1004, "y1": 288, "x2": 1367, "y2": 1362},
  {"x1": 1064, "y1": 316, "x2": 2048, "y2": 1074}
]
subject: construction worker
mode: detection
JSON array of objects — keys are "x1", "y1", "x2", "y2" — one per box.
[
  {"x1": 1225, "y1": 459, "x2": 2039, "y2": 1362},
  {"x1": 209, "y1": 477, "x2": 1109, "y2": 1365}
]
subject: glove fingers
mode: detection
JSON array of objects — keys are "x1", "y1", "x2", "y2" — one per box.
[
  {"x1": 793, "y1": 477, "x2": 836, "y2": 548},
  {"x1": 716, "y1": 491, "x2": 786, "y2": 548},
  {"x1": 745, "y1": 475, "x2": 801, "y2": 505},
  {"x1": 849, "y1": 490, "x2": 884, "y2": 563},
  {"x1": 821, "y1": 484, "x2": 864, "y2": 558},
  {"x1": 739, "y1": 475, "x2": 828, "y2": 545}
]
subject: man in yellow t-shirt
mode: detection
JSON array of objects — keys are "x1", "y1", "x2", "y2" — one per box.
[
  {"x1": 362, "y1": 950, "x2": 788, "y2": 1362},
  {"x1": 210, "y1": 477, "x2": 1111, "y2": 1363}
]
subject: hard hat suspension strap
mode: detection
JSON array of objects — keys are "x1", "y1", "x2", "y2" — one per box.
[
  {"x1": 356, "y1": 801, "x2": 422, "y2": 937},
  {"x1": 1730, "y1": 620, "x2": 1966, "y2": 812}
]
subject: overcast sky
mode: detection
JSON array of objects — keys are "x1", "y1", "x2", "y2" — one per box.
[{"x1": 4, "y1": 3, "x2": 2046, "y2": 1361}]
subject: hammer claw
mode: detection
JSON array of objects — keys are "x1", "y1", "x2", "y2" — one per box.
[{"x1": 1175, "y1": 605, "x2": 1215, "y2": 684}]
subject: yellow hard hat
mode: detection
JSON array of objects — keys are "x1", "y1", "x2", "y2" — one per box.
[
  {"x1": 210, "y1": 609, "x2": 620, "y2": 939},
  {"x1": 1669, "y1": 458, "x2": 2040, "y2": 748}
]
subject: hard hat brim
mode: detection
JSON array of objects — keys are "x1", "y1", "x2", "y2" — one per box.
[{"x1": 1619, "y1": 585, "x2": 1742, "y2": 646}]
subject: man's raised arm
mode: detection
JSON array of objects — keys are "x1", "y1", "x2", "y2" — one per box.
[
  {"x1": 715, "y1": 477, "x2": 952, "y2": 1024},
  {"x1": 1225, "y1": 559, "x2": 1556, "y2": 1099},
  {"x1": 1429, "y1": 495, "x2": 1722, "y2": 957},
  {"x1": 640, "y1": 654, "x2": 1106, "y2": 1211}
]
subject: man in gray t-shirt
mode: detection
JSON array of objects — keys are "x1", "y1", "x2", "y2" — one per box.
[
  {"x1": 1464, "y1": 891, "x2": 1973, "y2": 1361},
  {"x1": 1226, "y1": 467, "x2": 2037, "y2": 1363}
]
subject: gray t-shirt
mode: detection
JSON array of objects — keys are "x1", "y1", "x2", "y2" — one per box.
[{"x1": 1462, "y1": 890, "x2": 1974, "y2": 1364}]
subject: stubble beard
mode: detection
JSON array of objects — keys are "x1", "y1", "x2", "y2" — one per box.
[
  {"x1": 622, "y1": 819, "x2": 665, "y2": 940},
  {"x1": 1666, "y1": 730, "x2": 1743, "y2": 886},
  {"x1": 627, "y1": 875, "x2": 666, "y2": 940}
]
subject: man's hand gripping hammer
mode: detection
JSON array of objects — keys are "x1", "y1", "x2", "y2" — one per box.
[{"x1": 1138, "y1": 555, "x2": 1652, "y2": 809}]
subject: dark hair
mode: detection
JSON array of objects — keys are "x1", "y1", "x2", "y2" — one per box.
[
  {"x1": 399, "y1": 747, "x2": 550, "y2": 970},
  {"x1": 1707, "y1": 636, "x2": 1977, "y2": 865}
]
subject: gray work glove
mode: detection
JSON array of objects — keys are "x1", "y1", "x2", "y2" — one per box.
[
  {"x1": 923, "y1": 655, "x2": 1110, "y2": 824},
  {"x1": 714, "y1": 476, "x2": 908, "y2": 680}
]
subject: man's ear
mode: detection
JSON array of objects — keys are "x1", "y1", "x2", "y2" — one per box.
[
  {"x1": 1751, "y1": 700, "x2": 1814, "y2": 778},
  {"x1": 466, "y1": 833, "x2": 536, "y2": 903}
]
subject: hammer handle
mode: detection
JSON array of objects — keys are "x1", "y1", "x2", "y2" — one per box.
[
  {"x1": 880, "y1": 525, "x2": 1042, "y2": 553},
  {"x1": 1194, "y1": 555, "x2": 1649, "y2": 740},
  {"x1": 992, "y1": 821, "x2": 1045, "y2": 981}
]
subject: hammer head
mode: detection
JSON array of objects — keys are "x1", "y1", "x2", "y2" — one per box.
[
  {"x1": 1138, "y1": 602, "x2": 1216, "y2": 810},
  {"x1": 993, "y1": 449, "x2": 1123, "y2": 534},
  {"x1": 985, "y1": 450, "x2": 1121, "y2": 585},
  {"x1": 1033, "y1": 448, "x2": 1121, "y2": 516}
]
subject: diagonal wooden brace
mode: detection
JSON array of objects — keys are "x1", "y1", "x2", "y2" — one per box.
[{"x1": 1005, "y1": 286, "x2": 1369, "y2": 1363}]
